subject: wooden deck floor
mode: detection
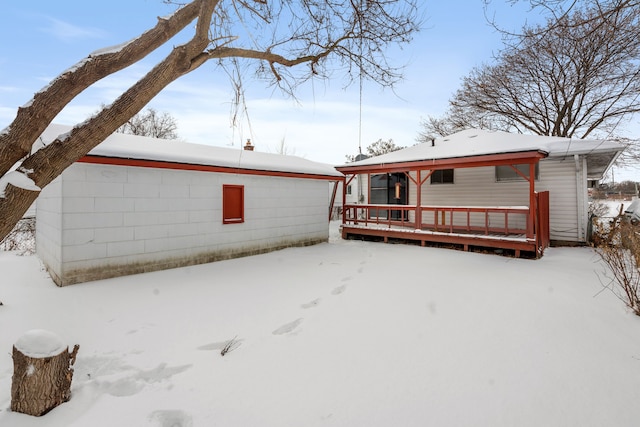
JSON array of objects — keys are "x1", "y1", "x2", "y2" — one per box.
[{"x1": 341, "y1": 223, "x2": 539, "y2": 258}]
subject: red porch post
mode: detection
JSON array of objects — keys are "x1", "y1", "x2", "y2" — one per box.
[
  {"x1": 342, "y1": 175, "x2": 348, "y2": 225},
  {"x1": 329, "y1": 179, "x2": 339, "y2": 222},
  {"x1": 415, "y1": 170, "x2": 422, "y2": 229},
  {"x1": 527, "y1": 162, "x2": 536, "y2": 239}
]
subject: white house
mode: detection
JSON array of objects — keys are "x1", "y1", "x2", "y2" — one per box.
[
  {"x1": 36, "y1": 124, "x2": 343, "y2": 286},
  {"x1": 337, "y1": 129, "x2": 625, "y2": 257}
]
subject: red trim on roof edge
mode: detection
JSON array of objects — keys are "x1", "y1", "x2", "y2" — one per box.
[
  {"x1": 77, "y1": 155, "x2": 342, "y2": 181},
  {"x1": 336, "y1": 151, "x2": 547, "y2": 174}
]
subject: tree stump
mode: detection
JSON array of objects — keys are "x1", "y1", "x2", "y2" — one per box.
[{"x1": 10, "y1": 329, "x2": 80, "y2": 416}]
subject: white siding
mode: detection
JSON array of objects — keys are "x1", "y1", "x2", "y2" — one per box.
[
  {"x1": 411, "y1": 167, "x2": 530, "y2": 231},
  {"x1": 39, "y1": 163, "x2": 332, "y2": 285},
  {"x1": 537, "y1": 158, "x2": 582, "y2": 243},
  {"x1": 344, "y1": 174, "x2": 368, "y2": 205},
  {"x1": 403, "y1": 158, "x2": 584, "y2": 243}
]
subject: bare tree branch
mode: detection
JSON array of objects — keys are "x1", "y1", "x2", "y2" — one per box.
[
  {"x1": 0, "y1": 0, "x2": 420, "y2": 241},
  {"x1": 0, "y1": 0, "x2": 209, "y2": 179},
  {"x1": 419, "y1": 3, "x2": 640, "y2": 146},
  {"x1": 117, "y1": 108, "x2": 179, "y2": 140}
]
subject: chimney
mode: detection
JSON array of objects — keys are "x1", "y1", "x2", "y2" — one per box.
[{"x1": 243, "y1": 139, "x2": 254, "y2": 151}]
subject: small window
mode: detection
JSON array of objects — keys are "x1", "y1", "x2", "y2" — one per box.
[
  {"x1": 346, "y1": 184, "x2": 352, "y2": 195},
  {"x1": 431, "y1": 169, "x2": 454, "y2": 184},
  {"x1": 496, "y1": 164, "x2": 539, "y2": 182},
  {"x1": 223, "y1": 185, "x2": 244, "y2": 224}
]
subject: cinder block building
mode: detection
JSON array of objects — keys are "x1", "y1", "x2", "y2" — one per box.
[{"x1": 36, "y1": 124, "x2": 342, "y2": 286}]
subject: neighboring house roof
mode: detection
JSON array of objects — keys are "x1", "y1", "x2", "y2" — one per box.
[
  {"x1": 338, "y1": 129, "x2": 624, "y2": 179},
  {"x1": 39, "y1": 124, "x2": 343, "y2": 180}
]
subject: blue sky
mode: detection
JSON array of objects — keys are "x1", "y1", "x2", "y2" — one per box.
[{"x1": 1, "y1": 0, "x2": 638, "y2": 181}]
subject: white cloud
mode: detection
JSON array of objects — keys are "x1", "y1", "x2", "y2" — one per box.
[
  {"x1": 152, "y1": 88, "x2": 422, "y2": 165},
  {"x1": 43, "y1": 17, "x2": 107, "y2": 42},
  {"x1": 127, "y1": 72, "x2": 427, "y2": 166}
]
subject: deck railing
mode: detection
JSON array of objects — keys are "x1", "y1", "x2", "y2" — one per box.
[
  {"x1": 344, "y1": 204, "x2": 416, "y2": 229},
  {"x1": 343, "y1": 204, "x2": 530, "y2": 237}
]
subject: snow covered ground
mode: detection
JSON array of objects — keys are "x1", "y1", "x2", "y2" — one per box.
[{"x1": 1, "y1": 221, "x2": 640, "y2": 426}]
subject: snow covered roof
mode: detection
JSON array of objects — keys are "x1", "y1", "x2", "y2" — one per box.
[
  {"x1": 339, "y1": 129, "x2": 624, "y2": 179},
  {"x1": 39, "y1": 124, "x2": 343, "y2": 179}
]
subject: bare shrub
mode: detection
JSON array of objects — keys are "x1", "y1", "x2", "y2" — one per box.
[
  {"x1": 0, "y1": 217, "x2": 35, "y2": 255},
  {"x1": 589, "y1": 200, "x2": 613, "y2": 219},
  {"x1": 593, "y1": 216, "x2": 640, "y2": 315}
]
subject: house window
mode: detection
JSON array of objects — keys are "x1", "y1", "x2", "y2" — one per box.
[
  {"x1": 495, "y1": 164, "x2": 539, "y2": 182},
  {"x1": 223, "y1": 184, "x2": 244, "y2": 224},
  {"x1": 431, "y1": 169, "x2": 454, "y2": 184},
  {"x1": 346, "y1": 184, "x2": 352, "y2": 195}
]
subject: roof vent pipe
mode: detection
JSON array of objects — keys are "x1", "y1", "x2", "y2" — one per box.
[{"x1": 431, "y1": 138, "x2": 435, "y2": 147}]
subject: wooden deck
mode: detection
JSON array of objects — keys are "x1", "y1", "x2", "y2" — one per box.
[{"x1": 341, "y1": 202, "x2": 548, "y2": 258}]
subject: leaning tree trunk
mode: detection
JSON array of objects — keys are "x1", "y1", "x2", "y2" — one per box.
[
  {"x1": 0, "y1": 0, "x2": 207, "y2": 179},
  {"x1": 0, "y1": 0, "x2": 218, "y2": 244},
  {"x1": 0, "y1": 184, "x2": 40, "y2": 246},
  {"x1": 11, "y1": 330, "x2": 79, "y2": 416}
]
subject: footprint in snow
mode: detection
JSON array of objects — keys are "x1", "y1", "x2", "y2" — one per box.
[
  {"x1": 332, "y1": 284, "x2": 347, "y2": 295},
  {"x1": 272, "y1": 318, "x2": 303, "y2": 335},
  {"x1": 301, "y1": 298, "x2": 321, "y2": 309},
  {"x1": 149, "y1": 409, "x2": 193, "y2": 427}
]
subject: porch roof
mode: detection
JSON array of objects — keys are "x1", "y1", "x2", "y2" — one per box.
[{"x1": 336, "y1": 129, "x2": 624, "y2": 177}]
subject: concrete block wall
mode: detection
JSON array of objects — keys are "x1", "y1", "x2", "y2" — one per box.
[
  {"x1": 35, "y1": 176, "x2": 63, "y2": 284},
  {"x1": 38, "y1": 162, "x2": 331, "y2": 285}
]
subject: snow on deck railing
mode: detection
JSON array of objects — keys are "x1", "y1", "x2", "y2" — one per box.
[{"x1": 343, "y1": 204, "x2": 529, "y2": 236}]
